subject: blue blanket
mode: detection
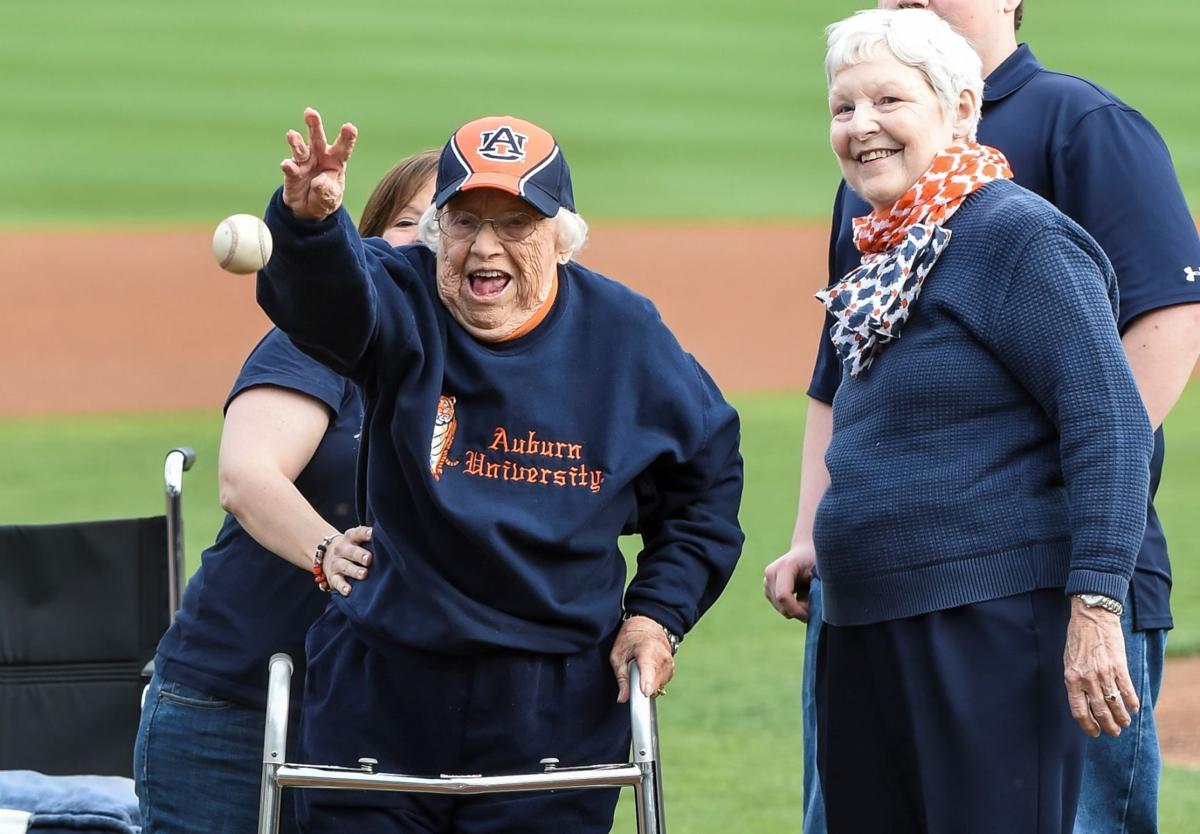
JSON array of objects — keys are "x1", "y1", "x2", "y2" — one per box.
[{"x1": 0, "y1": 771, "x2": 139, "y2": 833}]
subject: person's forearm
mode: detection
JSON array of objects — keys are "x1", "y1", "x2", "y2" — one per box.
[
  {"x1": 788, "y1": 399, "x2": 833, "y2": 551},
  {"x1": 258, "y1": 190, "x2": 377, "y2": 375},
  {"x1": 623, "y1": 406, "x2": 744, "y2": 637},
  {"x1": 987, "y1": 237, "x2": 1153, "y2": 596},
  {"x1": 220, "y1": 469, "x2": 341, "y2": 572},
  {"x1": 762, "y1": 397, "x2": 832, "y2": 620},
  {"x1": 1122, "y1": 303, "x2": 1200, "y2": 430}
]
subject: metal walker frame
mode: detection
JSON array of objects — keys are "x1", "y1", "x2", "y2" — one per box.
[{"x1": 257, "y1": 653, "x2": 666, "y2": 833}]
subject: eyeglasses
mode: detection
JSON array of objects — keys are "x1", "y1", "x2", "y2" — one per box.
[{"x1": 437, "y1": 209, "x2": 539, "y2": 242}]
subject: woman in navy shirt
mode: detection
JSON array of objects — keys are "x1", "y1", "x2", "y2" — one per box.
[{"x1": 133, "y1": 150, "x2": 438, "y2": 834}]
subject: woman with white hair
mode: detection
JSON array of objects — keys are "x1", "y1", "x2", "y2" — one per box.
[
  {"x1": 811, "y1": 10, "x2": 1152, "y2": 833},
  {"x1": 256, "y1": 110, "x2": 744, "y2": 833}
]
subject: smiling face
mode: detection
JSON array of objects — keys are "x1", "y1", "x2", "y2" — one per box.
[
  {"x1": 829, "y1": 53, "x2": 967, "y2": 212},
  {"x1": 381, "y1": 176, "x2": 436, "y2": 246},
  {"x1": 435, "y1": 188, "x2": 567, "y2": 342}
]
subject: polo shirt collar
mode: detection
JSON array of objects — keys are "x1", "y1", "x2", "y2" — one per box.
[{"x1": 984, "y1": 43, "x2": 1042, "y2": 103}]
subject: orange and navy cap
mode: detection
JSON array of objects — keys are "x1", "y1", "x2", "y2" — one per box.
[{"x1": 435, "y1": 115, "x2": 575, "y2": 217}]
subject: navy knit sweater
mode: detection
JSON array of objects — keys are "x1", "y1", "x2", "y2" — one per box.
[
  {"x1": 257, "y1": 190, "x2": 744, "y2": 654},
  {"x1": 813, "y1": 180, "x2": 1153, "y2": 627}
]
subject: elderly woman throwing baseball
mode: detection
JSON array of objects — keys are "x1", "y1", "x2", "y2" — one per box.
[
  {"x1": 257, "y1": 110, "x2": 744, "y2": 833},
  {"x1": 809, "y1": 10, "x2": 1153, "y2": 834}
]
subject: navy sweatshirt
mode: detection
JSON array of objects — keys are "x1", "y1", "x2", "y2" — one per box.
[
  {"x1": 258, "y1": 190, "x2": 744, "y2": 654},
  {"x1": 813, "y1": 180, "x2": 1153, "y2": 627}
]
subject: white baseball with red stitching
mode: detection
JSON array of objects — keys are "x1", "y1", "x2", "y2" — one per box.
[{"x1": 212, "y1": 213, "x2": 273, "y2": 274}]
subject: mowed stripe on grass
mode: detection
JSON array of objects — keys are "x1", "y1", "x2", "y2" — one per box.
[{"x1": 1, "y1": 0, "x2": 1197, "y2": 227}]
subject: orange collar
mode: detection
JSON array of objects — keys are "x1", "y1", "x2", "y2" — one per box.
[{"x1": 499, "y1": 275, "x2": 559, "y2": 342}]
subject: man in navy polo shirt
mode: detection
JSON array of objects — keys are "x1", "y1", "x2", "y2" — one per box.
[{"x1": 764, "y1": 2, "x2": 1200, "y2": 832}]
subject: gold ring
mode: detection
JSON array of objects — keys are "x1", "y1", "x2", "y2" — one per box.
[{"x1": 1104, "y1": 692, "x2": 1119, "y2": 703}]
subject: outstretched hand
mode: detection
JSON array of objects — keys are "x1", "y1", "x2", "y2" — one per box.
[{"x1": 281, "y1": 107, "x2": 358, "y2": 221}]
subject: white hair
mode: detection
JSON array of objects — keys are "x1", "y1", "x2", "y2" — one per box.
[
  {"x1": 825, "y1": 9, "x2": 984, "y2": 140},
  {"x1": 418, "y1": 202, "x2": 589, "y2": 262}
]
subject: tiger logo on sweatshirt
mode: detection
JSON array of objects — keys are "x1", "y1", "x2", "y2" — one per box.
[{"x1": 429, "y1": 395, "x2": 459, "y2": 480}]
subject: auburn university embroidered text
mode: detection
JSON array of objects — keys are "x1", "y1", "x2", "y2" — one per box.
[{"x1": 462, "y1": 425, "x2": 606, "y2": 493}]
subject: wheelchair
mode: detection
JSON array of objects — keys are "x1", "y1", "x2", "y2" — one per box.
[{"x1": 0, "y1": 448, "x2": 193, "y2": 779}]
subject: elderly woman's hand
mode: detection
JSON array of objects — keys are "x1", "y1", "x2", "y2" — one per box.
[
  {"x1": 321, "y1": 525, "x2": 373, "y2": 597},
  {"x1": 609, "y1": 615, "x2": 676, "y2": 703},
  {"x1": 281, "y1": 107, "x2": 358, "y2": 222},
  {"x1": 1063, "y1": 598, "x2": 1140, "y2": 737}
]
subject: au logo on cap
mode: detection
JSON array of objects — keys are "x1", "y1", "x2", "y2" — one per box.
[{"x1": 478, "y1": 126, "x2": 528, "y2": 162}]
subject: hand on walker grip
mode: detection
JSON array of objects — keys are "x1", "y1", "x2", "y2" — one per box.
[{"x1": 611, "y1": 615, "x2": 675, "y2": 703}]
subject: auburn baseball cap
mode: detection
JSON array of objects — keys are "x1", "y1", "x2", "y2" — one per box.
[{"x1": 435, "y1": 115, "x2": 575, "y2": 217}]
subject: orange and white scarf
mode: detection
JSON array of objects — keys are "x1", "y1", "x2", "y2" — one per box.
[{"x1": 817, "y1": 143, "x2": 1013, "y2": 377}]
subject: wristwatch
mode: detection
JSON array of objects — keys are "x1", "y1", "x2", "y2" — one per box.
[
  {"x1": 622, "y1": 611, "x2": 682, "y2": 655},
  {"x1": 1072, "y1": 593, "x2": 1124, "y2": 617}
]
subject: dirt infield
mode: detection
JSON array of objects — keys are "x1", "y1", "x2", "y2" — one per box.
[
  {"x1": 1159, "y1": 655, "x2": 1200, "y2": 767},
  {"x1": 0, "y1": 225, "x2": 829, "y2": 416},
  {"x1": 2, "y1": 225, "x2": 1197, "y2": 768}
]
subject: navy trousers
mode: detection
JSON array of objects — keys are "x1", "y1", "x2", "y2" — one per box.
[
  {"x1": 816, "y1": 589, "x2": 1085, "y2": 834},
  {"x1": 296, "y1": 607, "x2": 630, "y2": 833}
]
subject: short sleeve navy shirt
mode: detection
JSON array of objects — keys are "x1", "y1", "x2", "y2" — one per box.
[
  {"x1": 810, "y1": 45, "x2": 1200, "y2": 629},
  {"x1": 155, "y1": 329, "x2": 363, "y2": 707}
]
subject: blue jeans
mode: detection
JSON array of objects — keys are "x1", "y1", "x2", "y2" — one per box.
[
  {"x1": 801, "y1": 578, "x2": 826, "y2": 834},
  {"x1": 134, "y1": 671, "x2": 298, "y2": 834},
  {"x1": 1074, "y1": 604, "x2": 1167, "y2": 834}
]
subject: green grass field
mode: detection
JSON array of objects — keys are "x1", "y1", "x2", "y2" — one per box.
[
  {"x1": 2, "y1": 0, "x2": 1197, "y2": 226},
  {"x1": 3, "y1": 389, "x2": 1199, "y2": 830}
]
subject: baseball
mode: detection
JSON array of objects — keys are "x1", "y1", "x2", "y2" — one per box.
[{"x1": 212, "y1": 213, "x2": 273, "y2": 274}]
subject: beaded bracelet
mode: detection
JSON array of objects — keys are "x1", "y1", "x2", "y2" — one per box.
[{"x1": 312, "y1": 533, "x2": 340, "y2": 593}]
